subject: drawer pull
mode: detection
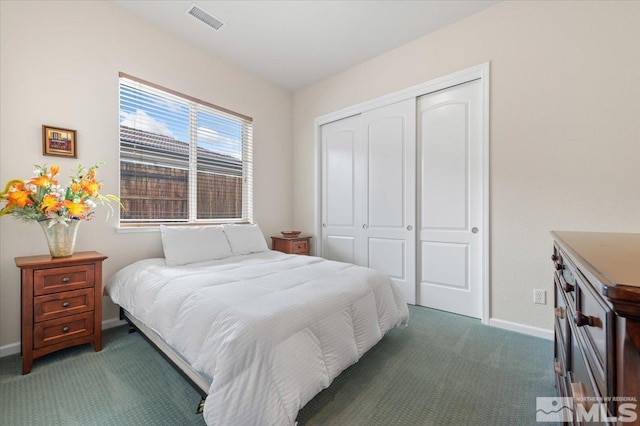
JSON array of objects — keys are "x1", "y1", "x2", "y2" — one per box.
[
  {"x1": 555, "y1": 307, "x2": 565, "y2": 319},
  {"x1": 575, "y1": 311, "x2": 601, "y2": 328},
  {"x1": 563, "y1": 282, "x2": 575, "y2": 293},
  {"x1": 62, "y1": 326, "x2": 70, "y2": 333},
  {"x1": 61, "y1": 277, "x2": 70, "y2": 283},
  {"x1": 554, "y1": 361, "x2": 563, "y2": 375},
  {"x1": 62, "y1": 302, "x2": 70, "y2": 308},
  {"x1": 555, "y1": 263, "x2": 564, "y2": 271},
  {"x1": 551, "y1": 254, "x2": 559, "y2": 262}
]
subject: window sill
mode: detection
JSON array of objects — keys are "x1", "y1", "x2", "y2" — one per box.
[{"x1": 116, "y1": 220, "x2": 250, "y2": 233}]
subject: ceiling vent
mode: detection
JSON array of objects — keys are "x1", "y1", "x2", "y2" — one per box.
[{"x1": 185, "y1": 3, "x2": 225, "y2": 31}]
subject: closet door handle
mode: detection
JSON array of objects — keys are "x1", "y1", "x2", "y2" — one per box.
[
  {"x1": 407, "y1": 225, "x2": 413, "y2": 231},
  {"x1": 362, "y1": 224, "x2": 368, "y2": 229},
  {"x1": 322, "y1": 223, "x2": 327, "y2": 228}
]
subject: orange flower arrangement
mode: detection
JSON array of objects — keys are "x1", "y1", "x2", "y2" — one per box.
[{"x1": 0, "y1": 163, "x2": 121, "y2": 224}]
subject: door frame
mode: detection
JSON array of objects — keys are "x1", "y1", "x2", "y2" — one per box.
[{"x1": 313, "y1": 62, "x2": 490, "y2": 325}]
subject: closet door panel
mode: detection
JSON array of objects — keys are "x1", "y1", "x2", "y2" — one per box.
[
  {"x1": 321, "y1": 116, "x2": 362, "y2": 264},
  {"x1": 325, "y1": 132, "x2": 355, "y2": 227},
  {"x1": 421, "y1": 103, "x2": 468, "y2": 230},
  {"x1": 360, "y1": 99, "x2": 416, "y2": 304},
  {"x1": 417, "y1": 79, "x2": 483, "y2": 319},
  {"x1": 421, "y1": 241, "x2": 468, "y2": 289},
  {"x1": 369, "y1": 238, "x2": 405, "y2": 280},
  {"x1": 367, "y1": 116, "x2": 405, "y2": 228},
  {"x1": 325, "y1": 236, "x2": 356, "y2": 263}
]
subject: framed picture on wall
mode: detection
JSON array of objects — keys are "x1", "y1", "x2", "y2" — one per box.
[{"x1": 42, "y1": 125, "x2": 77, "y2": 158}]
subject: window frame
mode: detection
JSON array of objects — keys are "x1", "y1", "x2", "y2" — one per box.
[{"x1": 118, "y1": 72, "x2": 253, "y2": 229}]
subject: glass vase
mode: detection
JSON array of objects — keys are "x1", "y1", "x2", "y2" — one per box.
[{"x1": 39, "y1": 220, "x2": 80, "y2": 258}]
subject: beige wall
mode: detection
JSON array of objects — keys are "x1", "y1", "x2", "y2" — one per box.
[
  {"x1": 1, "y1": 0, "x2": 638, "y2": 351},
  {"x1": 292, "y1": 1, "x2": 640, "y2": 330},
  {"x1": 0, "y1": 1, "x2": 293, "y2": 349}
]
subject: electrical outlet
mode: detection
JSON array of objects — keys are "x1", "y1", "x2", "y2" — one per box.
[{"x1": 534, "y1": 289, "x2": 546, "y2": 305}]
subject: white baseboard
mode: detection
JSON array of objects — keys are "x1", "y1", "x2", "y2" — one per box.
[
  {"x1": 489, "y1": 317, "x2": 553, "y2": 340},
  {"x1": 0, "y1": 342, "x2": 20, "y2": 358},
  {"x1": 0, "y1": 318, "x2": 127, "y2": 358}
]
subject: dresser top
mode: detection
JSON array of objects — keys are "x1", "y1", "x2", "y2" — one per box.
[
  {"x1": 15, "y1": 251, "x2": 107, "y2": 268},
  {"x1": 551, "y1": 231, "x2": 640, "y2": 288}
]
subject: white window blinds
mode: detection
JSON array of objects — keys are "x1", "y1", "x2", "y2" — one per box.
[{"x1": 118, "y1": 73, "x2": 253, "y2": 225}]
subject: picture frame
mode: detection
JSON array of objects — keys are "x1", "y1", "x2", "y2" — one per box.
[{"x1": 42, "y1": 125, "x2": 77, "y2": 158}]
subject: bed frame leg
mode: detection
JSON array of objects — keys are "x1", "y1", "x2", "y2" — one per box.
[
  {"x1": 128, "y1": 327, "x2": 137, "y2": 334},
  {"x1": 196, "y1": 396, "x2": 205, "y2": 414}
]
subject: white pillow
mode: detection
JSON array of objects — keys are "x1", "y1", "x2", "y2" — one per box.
[
  {"x1": 223, "y1": 224, "x2": 269, "y2": 255},
  {"x1": 160, "y1": 225, "x2": 233, "y2": 266}
]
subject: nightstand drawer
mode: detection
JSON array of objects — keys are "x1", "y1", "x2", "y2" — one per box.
[
  {"x1": 34, "y1": 264, "x2": 95, "y2": 295},
  {"x1": 33, "y1": 312, "x2": 94, "y2": 349},
  {"x1": 34, "y1": 288, "x2": 94, "y2": 322},
  {"x1": 271, "y1": 235, "x2": 311, "y2": 255},
  {"x1": 292, "y1": 240, "x2": 309, "y2": 254}
]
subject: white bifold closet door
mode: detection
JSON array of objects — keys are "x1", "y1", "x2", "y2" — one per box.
[
  {"x1": 321, "y1": 100, "x2": 416, "y2": 304},
  {"x1": 417, "y1": 79, "x2": 483, "y2": 318}
]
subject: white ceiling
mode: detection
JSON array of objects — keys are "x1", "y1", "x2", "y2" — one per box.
[{"x1": 114, "y1": 0, "x2": 500, "y2": 91}]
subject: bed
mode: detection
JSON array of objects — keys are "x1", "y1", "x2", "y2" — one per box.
[{"x1": 105, "y1": 224, "x2": 409, "y2": 425}]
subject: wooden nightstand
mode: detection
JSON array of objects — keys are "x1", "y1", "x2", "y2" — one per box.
[
  {"x1": 271, "y1": 235, "x2": 311, "y2": 255},
  {"x1": 15, "y1": 251, "x2": 107, "y2": 374}
]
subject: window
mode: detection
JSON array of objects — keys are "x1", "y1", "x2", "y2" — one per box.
[{"x1": 118, "y1": 73, "x2": 253, "y2": 226}]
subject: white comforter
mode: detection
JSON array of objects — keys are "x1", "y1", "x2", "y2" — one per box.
[{"x1": 105, "y1": 250, "x2": 409, "y2": 425}]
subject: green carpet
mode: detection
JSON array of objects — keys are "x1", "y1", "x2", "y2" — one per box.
[{"x1": 0, "y1": 306, "x2": 555, "y2": 425}]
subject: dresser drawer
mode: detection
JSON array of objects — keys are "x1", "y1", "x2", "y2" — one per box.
[
  {"x1": 555, "y1": 277, "x2": 570, "y2": 341},
  {"x1": 34, "y1": 288, "x2": 94, "y2": 322},
  {"x1": 554, "y1": 357, "x2": 567, "y2": 399},
  {"x1": 554, "y1": 249, "x2": 577, "y2": 309},
  {"x1": 291, "y1": 240, "x2": 309, "y2": 254},
  {"x1": 554, "y1": 278, "x2": 570, "y2": 369},
  {"x1": 34, "y1": 264, "x2": 95, "y2": 295},
  {"x1": 568, "y1": 333, "x2": 601, "y2": 417},
  {"x1": 569, "y1": 332, "x2": 617, "y2": 422},
  {"x1": 575, "y1": 274, "x2": 612, "y2": 398},
  {"x1": 33, "y1": 312, "x2": 94, "y2": 349}
]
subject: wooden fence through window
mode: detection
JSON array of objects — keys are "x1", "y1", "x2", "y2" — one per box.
[{"x1": 120, "y1": 163, "x2": 242, "y2": 221}]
